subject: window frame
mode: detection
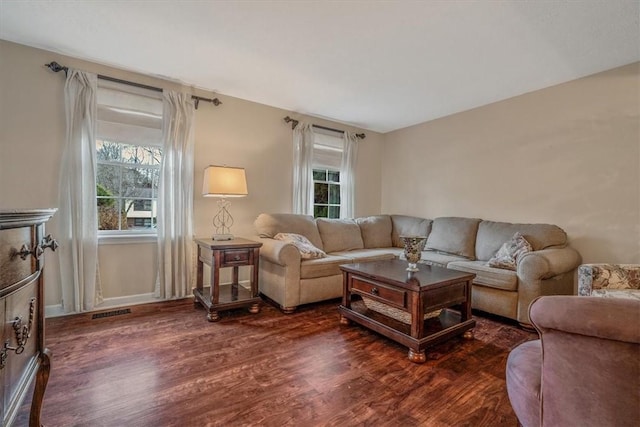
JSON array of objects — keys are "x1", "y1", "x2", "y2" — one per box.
[
  {"x1": 95, "y1": 80, "x2": 164, "y2": 239},
  {"x1": 96, "y1": 140, "x2": 162, "y2": 235},
  {"x1": 312, "y1": 167, "x2": 341, "y2": 219},
  {"x1": 311, "y1": 129, "x2": 344, "y2": 219}
]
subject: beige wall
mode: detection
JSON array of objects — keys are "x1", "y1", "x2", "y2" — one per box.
[
  {"x1": 2, "y1": 38, "x2": 637, "y2": 310},
  {"x1": 0, "y1": 40, "x2": 384, "y2": 308},
  {"x1": 382, "y1": 63, "x2": 640, "y2": 264}
]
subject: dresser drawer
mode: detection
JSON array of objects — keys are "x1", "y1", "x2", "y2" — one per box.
[
  {"x1": 351, "y1": 277, "x2": 407, "y2": 310},
  {"x1": 222, "y1": 249, "x2": 250, "y2": 266},
  {"x1": 0, "y1": 227, "x2": 35, "y2": 290},
  {"x1": 3, "y1": 279, "x2": 39, "y2": 410}
]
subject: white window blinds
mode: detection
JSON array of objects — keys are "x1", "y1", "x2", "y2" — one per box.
[
  {"x1": 96, "y1": 80, "x2": 163, "y2": 146},
  {"x1": 313, "y1": 129, "x2": 343, "y2": 170}
]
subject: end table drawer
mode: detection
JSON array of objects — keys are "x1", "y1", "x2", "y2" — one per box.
[
  {"x1": 223, "y1": 249, "x2": 250, "y2": 265},
  {"x1": 351, "y1": 277, "x2": 406, "y2": 309}
]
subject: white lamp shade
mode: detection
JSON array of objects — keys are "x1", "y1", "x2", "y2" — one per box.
[{"x1": 202, "y1": 165, "x2": 248, "y2": 197}]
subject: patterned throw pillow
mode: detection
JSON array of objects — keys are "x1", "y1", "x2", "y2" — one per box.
[
  {"x1": 487, "y1": 232, "x2": 533, "y2": 270},
  {"x1": 274, "y1": 233, "x2": 326, "y2": 259}
]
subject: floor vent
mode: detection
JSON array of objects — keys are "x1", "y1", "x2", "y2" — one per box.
[{"x1": 92, "y1": 308, "x2": 132, "y2": 320}]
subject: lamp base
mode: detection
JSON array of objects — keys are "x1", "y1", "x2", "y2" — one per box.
[{"x1": 212, "y1": 233, "x2": 234, "y2": 241}]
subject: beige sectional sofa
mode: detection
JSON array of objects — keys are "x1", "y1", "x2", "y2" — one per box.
[{"x1": 253, "y1": 213, "x2": 581, "y2": 327}]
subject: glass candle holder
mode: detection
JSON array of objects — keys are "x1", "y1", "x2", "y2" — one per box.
[{"x1": 400, "y1": 236, "x2": 427, "y2": 271}]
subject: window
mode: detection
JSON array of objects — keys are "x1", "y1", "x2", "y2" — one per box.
[
  {"x1": 313, "y1": 169, "x2": 340, "y2": 218},
  {"x1": 312, "y1": 129, "x2": 344, "y2": 219},
  {"x1": 96, "y1": 141, "x2": 161, "y2": 231},
  {"x1": 293, "y1": 124, "x2": 356, "y2": 218},
  {"x1": 95, "y1": 81, "x2": 163, "y2": 232}
]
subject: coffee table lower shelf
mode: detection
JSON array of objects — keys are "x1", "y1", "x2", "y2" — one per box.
[{"x1": 339, "y1": 299, "x2": 475, "y2": 363}]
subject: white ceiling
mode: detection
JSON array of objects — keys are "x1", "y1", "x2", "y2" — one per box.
[{"x1": 1, "y1": 1, "x2": 638, "y2": 133}]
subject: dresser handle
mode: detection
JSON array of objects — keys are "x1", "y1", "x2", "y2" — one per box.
[
  {"x1": 34, "y1": 244, "x2": 44, "y2": 259},
  {"x1": 370, "y1": 287, "x2": 379, "y2": 296},
  {"x1": 16, "y1": 244, "x2": 32, "y2": 260},
  {"x1": 42, "y1": 234, "x2": 59, "y2": 252},
  {"x1": 13, "y1": 244, "x2": 46, "y2": 260},
  {"x1": 234, "y1": 255, "x2": 241, "y2": 261},
  {"x1": 9, "y1": 297, "x2": 36, "y2": 355}
]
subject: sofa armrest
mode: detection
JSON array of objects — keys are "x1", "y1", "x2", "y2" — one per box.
[
  {"x1": 253, "y1": 236, "x2": 301, "y2": 266},
  {"x1": 518, "y1": 247, "x2": 582, "y2": 280},
  {"x1": 530, "y1": 295, "x2": 640, "y2": 344}
]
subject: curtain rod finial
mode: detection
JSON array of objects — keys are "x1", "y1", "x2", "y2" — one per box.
[
  {"x1": 45, "y1": 61, "x2": 68, "y2": 74},
  {"x1": 284, "y1": 116, "x2": 299, "y2": 130},
  {"x1": 192, "y1": 96, "x2": 222, "y2": 109}
]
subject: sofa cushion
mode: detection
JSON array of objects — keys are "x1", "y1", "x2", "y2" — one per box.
[
  {"x1": 426, "y1": 217, "x2": 481, "y2": 260},
  {"x1": 255, "y1": 213, "x2": 324, "y2": 250},
  {"x1": 300, "y1": 254, "x2": 353, "y2": 279},
  {"x1": 317, "y1": 218, "x2": 364, "y2": 253},
  {"x1": 448, "y1": 260, "x2": 519, "y2": 291},
  {"x1": 332, "y1": 248, "x2": 398, "y2": 264},
  {"x1": 356, "y1": 215, "x2": 393, "y2": 248},
  {"x1": 419, "y1": 250, "x2": 469, "y2": 268},
  {"x1": 390, "y1": 215, "x2": 432, "y2": 248},
  {"x1": 274, "y1": 233, "x2": 326, "y2": 259},
  {"x1": 475, "y1": 221, "x2": 567, "y2": 261},
  {"x1": 487, "y1": 232, "x2": 533, "y2": 271}
]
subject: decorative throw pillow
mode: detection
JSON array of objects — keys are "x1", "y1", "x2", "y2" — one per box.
[
  {"x1": 487, "y1": 232, "x2": 533, "y2": 270},
  {"x1": 274, "y1": 233, "x2": 326, "y2": 259}
]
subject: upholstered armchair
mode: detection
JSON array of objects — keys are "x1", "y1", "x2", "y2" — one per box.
[
  {"x1": 506, "y1": 296, "x2": 640, "y2": 427},
  {"x1": 578, "y1": 263, "x2": 640, "y2": 299}
]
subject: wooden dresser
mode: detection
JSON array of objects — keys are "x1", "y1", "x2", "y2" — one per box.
[{"x1": 1, "y1": 209, "x2": 57, "y2": 427}]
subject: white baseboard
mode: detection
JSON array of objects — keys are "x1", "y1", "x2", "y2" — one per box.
[
  {"x1": 45, "y1": 280, "x2": 251, "y2": 318},
  {"x1": 98, "y1": 292, "x2": 159, "y2": 309},
  {"x1": 45, "y1": 304, "x2": 65, "y2": 318},
  {"x1": 45, "y1": 293, "x2": 160, "y2": 318}
]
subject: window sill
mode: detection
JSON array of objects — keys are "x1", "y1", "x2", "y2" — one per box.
[{"x1": 98, "y1": 233, "x2": 157, "y2": 245}]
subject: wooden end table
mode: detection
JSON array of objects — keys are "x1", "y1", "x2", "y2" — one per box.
[
  {"x1": 194, "y1": 238, "x2": 262, "y2": 322},
  {"x1": 338, "y1": 259, "x2": 476, "y2": 363}
]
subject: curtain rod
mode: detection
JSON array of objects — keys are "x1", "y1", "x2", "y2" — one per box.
[
  {"x1": 44, "y1": 61, "x2": 221, "y2": 110},
  {"x1": 283, "y1": 116, "x2": 366, "y2": 139}
]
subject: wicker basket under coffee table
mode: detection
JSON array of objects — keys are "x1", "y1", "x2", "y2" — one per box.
[{"x1": 339, "y1": 259, "x2": 476, "y2": 363}]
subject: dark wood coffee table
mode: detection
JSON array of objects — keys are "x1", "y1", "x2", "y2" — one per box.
[{"x1": 339, "y1": 259, "x2": 476, "y2": 363}]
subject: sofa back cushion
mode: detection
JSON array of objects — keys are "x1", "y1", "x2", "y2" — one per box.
[
  {"x1": 356, "y1": 215, "x2": 393, "y2": 248},
  {"x1": 476, "y1": 221, "x2": 568, "y2": 261},
  {"x1": 317, "y1": 218, "x2": 364, "y2": 253},
  {"x1": 426, "y1": 217, "x2": 481, "y2": 260},
  {"x1": 254, "y1": 213, "x2": 324, "y2": 250},
  {"x1": 390, "y1": 215, "x2": 432, "y2": 248}
]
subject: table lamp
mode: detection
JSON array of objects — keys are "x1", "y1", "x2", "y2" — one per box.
[{"x1": 202, "y1": 165, "x2": 248, "y2": 240}]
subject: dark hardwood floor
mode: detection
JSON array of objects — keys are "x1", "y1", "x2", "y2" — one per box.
[{"x1": 16, "y1": 298, "x2": 535, "y2": 426}]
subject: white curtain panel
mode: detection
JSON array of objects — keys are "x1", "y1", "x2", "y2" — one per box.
[
  {"x1": 155, "y1": 90, "x2": 195, "y2": 299},
  {"x1": 292, "y1": 123, "x2": 315, "y2": 215},
  {"x1": 340, "y1": 131, "x2": 359, "y2": 218},
  {"x1": 58, "y1": 69, "x2": 103, "y2": 313}
]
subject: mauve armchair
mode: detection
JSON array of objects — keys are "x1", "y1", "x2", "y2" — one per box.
[{"x1": 506, "y1": 296, "x2": 640, "y2": 427}]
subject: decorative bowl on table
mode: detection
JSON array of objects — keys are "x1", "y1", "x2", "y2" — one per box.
[{"x1": 400, "y1": 236, "x2": 427, "y2": 271}]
